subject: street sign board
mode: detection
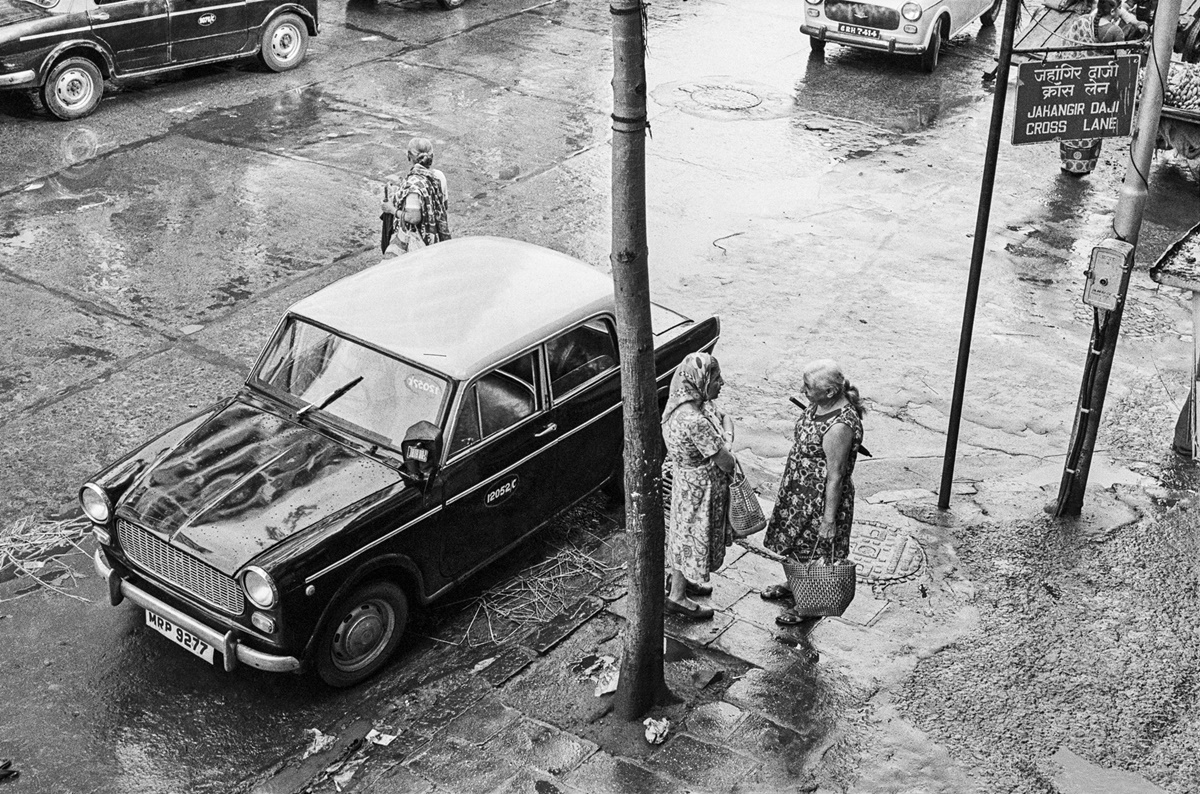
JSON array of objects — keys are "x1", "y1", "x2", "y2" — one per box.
[{"x1": 1012, "y1": 56, "x2": 1139, "y2": 145}]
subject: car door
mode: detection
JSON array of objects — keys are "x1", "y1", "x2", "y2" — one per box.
[
  {"x1": 87, "y1": 0, "x2": 171, "y2": 72},
  {"x1": 542, "y1": 317, "x2": 622, "y2": 507},
  {"x1": 435, "y1": 350, "x2": 560, "y2": 580},
  {"x1": 168, "y1": 0, "x2": 247, "y2": 63}
]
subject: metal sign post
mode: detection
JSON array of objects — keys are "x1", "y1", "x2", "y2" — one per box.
[{"x1": 937, "y1": 0, "x2": 1022, "y2": 511}]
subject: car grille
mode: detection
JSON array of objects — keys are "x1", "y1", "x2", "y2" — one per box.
[
  {"x1": 118, "y1": 519, "x2": 244, "y2": 615},
  {"x1": 825, "y1": 1, "x2": 900, "y2": 30}
]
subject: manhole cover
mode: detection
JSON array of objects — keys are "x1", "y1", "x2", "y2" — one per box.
[
  {"x1": 849, "y1": 520, "x2": 924, "y2": 583},
  {"x1": 688, "y1": 85, "x2": 762, "y2": 112}
]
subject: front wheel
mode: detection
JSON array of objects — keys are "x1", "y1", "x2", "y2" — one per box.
[
  {"x1": 41, "y1": 57, "x2": 103, "y2": 120},
  {"x1": 315, "y1": 581, "x2": 408, "y2": 687},
  {"x1": 260, "y1": 13, "x2": 309, "y2": 72},
  {"x1": 980, "y1": 0, "x2": 1003, "y2": 27},
  {"x1": 919, "y1": 24, "x2": 942, "y2": 72},
  {"x1": 808, "y1": 35, "x2": 826, "y2": 53}
]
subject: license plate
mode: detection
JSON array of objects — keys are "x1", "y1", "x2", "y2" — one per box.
[
  {"x1": 838, "y1": 23, "x2": 880, "y2": 38},
  {"x1": 146, "y1": 609, "x2": 215, "y2": 664}
]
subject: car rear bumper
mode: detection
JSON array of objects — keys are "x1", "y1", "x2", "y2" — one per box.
[
  {"x1": 802, "y1": 24, "x2": 925, "y2": 54},
  {"x1": 94, "y1": 548, "x2": 301, "y2": 674},
  {"x1": 0, "y1": 69, "x2": 37, "y2": 88}
]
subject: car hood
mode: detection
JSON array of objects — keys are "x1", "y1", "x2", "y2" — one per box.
[
  {"x1": 0, "y1": 0, "x2": 47, "y2": 27},
  {"x1": 118, "y1": 399, "x2": 402, "y2": 575}
]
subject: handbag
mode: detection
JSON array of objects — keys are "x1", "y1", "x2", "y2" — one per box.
[
  {"x1": 782, "y1": 540, "x2": 857, "y2": 617},
  {"x1": 727, "y1": 460, "x2": 766, "y2": 537}
]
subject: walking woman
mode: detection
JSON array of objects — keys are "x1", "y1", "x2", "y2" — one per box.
[
  {"x1": 382, "y1": 137, "x2": 451, "y2": 254},
  {"x1": 661, "y1": 352, "x2": 736, "y2": 620},
  {"x1": 761, "y1": 360, "x2": 865, "y2": 625}
]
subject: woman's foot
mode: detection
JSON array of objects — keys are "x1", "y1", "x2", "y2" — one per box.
[
  {"x1": 685, "y1": 579, "x2": 712, "y2": 597},
  {"x1": 732, "y1": 520, "x2": 766, "y2": 539},
  {"x1": 665, "y1": 597, "x2": 714, "y2": 620},
  {"x1": 760, "y1": 583, "x2": 792, "y2": 601},
  {"x1": 775, "y1": 608, "x2": 817, "y2": 626}
]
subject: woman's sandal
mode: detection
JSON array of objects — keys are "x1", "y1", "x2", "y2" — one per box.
[
  {"x1": 665, "y1": 598, "x2": 714, "y2": 620},
  {"x1": 760, "y1": 584, "x2": 792, "y2": 601},
  {"x1": 774, "y1": 609, "x2": 815, "y2": 626}
]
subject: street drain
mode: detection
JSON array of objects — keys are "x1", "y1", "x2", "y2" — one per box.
[
  {"x1": 688, "y1": 85, "x2": 763, "y2": 112},
  {"x1": 848, "y1": 520, "x2": 925, "y2": 583}
]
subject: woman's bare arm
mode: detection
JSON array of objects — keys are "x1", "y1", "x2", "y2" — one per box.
[{"x1": 819, "y1": 423, "x2": 854, "y2": 537}]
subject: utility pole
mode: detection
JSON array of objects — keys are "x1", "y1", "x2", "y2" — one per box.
[
  {"x1": 609, "y1": 0, "x2": 668, "y2": 719},
  {"x1": 1055, "y1": 0, "x2": 1180, "y2": 516}
]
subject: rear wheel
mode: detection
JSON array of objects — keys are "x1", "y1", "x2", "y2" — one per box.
[
  {"x1": 920, "y1": 22, "x2": 942, "y2": 72},
  {"x1": 41, "y1": 57, "x2": 103, "y2": 120},
  {"x1": 260, "y1": 13, "x2": 309, "y2": 72},
  {"x1": 981, "y1": 0, "x2": 1003, "y2": 27},
  {"x1": 315, "y1": 581, "x2": 408, "y2": 687}
]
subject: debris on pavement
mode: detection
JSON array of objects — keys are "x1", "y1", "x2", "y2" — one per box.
[
  {"x1": 301, "y1": 729, "x2": 336, "y2": 759},
  {"x1": 364, "y1": 729, "x2": 397, "y2": 747},
  {"x1": 0, "y1": 514, "x2": 92, "y2": 604},
  {"x1": 594, "y1": 667, "x2": 619, "y2": 696},
  {"x1": 0, "y1": 760, "x2": 17, "y2": 784},
  {"x1": 692, "y1": 667, "x2": 724, "y2": 689},
  {"x1": 642, "y1": 717, "x2": 669, "y2": 745},
  {"x1": 571, "y1": 653, "x2": 620, "y2": 695}
]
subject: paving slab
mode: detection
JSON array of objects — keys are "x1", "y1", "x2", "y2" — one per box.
[
  {"x1": 649, "y1": 733, "x2": 760, "y2": 790},
  {"x1": 710, "y1": 618, "x2": 802, "y2": 672},
  {"x1": 483, "y1": 717, "x2": 598, "y2": 777},
  {"x1": 561, "y1": 751, "x2": 690, "y2": 794},
  {"x1": 403, "y1": 736, "x2": 519, "y2": 794},
  {"x1": 484, "y1": 768, "x2": 588, "y2": 794},
  {"x1": 681, "y1": 701, "x2": 748, "y2": 743},
  {"x1": 441, "y1": 694, "x2": 522, "y2": 747}
]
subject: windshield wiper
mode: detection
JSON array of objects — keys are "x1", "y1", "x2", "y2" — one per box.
[{"x1": 296, "y1": 376, "x2": 363, "y2": 420}]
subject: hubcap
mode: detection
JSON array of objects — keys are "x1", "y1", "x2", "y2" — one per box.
[
  {"x1": 331, "y1": 599, "x2": 394, "y2": 672},
  {"x1": 272, "y1": 24, "x2": 300, "y2": 62},
  {"x1": 55, "y1": 68, "x2": 93, "y2": 109}
]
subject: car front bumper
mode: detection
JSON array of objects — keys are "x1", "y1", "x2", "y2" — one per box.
[
  {"x1": 0, "y1": 69, "x2": 37, "y2": 88},
  {"x1": 802, "y1": 24, "x2": 926, "y2": 54},
  {"x1": 94, "y1": 548, "x2": 301, "y2": 674}
]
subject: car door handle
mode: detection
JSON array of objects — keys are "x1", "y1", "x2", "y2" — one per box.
[
  {"x1": 534, "y1": 422, "x2": 557, "y2": 437},
  {"x1": 92, "y1": 11, "x2": 110, "y2": 19}
]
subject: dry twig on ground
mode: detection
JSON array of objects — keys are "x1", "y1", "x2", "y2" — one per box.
[{"x1": 0, "y1": 514, "x2": 93, "y2": 603}]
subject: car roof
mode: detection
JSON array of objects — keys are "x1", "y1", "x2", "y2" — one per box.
[{"x1": 288, "y1": 237, "x2": 616, "y2": 380}]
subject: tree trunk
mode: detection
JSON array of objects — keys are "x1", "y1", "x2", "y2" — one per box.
[{"x1": 610, "y1": 0, "x2": 667, "y2": 720}]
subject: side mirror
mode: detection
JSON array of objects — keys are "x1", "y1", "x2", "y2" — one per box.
[{"x1": 400, "y1": 420, "x2": 443, "y2": 484}]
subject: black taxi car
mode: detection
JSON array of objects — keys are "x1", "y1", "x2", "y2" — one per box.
[
  {"x1": 82, "y1": 237, "x2": 720, "y2": 686},
  {"x1": 0, "y1": 0, "x2": 317, "y2": 119}
]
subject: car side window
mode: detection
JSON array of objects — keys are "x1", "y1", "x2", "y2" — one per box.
[
  {"x1": 546, "y1": 319, "x2": 617, "y2": 398},
  {"x1": 449, "y1": 351, "x2": 539, "y2": 455}
]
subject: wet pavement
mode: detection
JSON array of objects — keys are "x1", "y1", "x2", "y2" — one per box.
[{"x1": 3, "y1": 0, "x2": 1200, "y2": 790}]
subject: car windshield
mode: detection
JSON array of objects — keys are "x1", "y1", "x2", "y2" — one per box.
[{"x1": 253, "y1": 318, "x2": 450, "y2": 449}]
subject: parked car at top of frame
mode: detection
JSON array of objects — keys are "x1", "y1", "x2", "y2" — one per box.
[
  {"x1": 83, "y1": 237, "x2": 720, "y2": 687},
  {"x1": 0, "y1": 0, "x2": 317, "y2": 120},
  {"x1": 800, "y1": 0, "x2": 1004, "y2": 72}
]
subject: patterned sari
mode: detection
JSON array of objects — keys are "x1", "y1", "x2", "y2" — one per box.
[{"x1": 391, "y1": 164, "x2": 451, "y2": 248}]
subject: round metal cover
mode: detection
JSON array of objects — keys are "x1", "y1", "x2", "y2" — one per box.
[
  {"x1": 689, "y1": 85, "x2": 763, "y2": 112},
  {"x1": 848, "y1": 520, "x2": 924, "y2": 583}
]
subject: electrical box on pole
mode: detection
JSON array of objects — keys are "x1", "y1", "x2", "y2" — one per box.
[{"x1": 1083, "y1": 239, "x2": 1134, "y2": 311}]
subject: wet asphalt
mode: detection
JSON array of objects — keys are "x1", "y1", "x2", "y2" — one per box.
[{"x1": 2, "y1": 0, "x2": 1199, "y2": 790}]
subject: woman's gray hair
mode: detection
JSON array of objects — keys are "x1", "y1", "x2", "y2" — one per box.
[
  {"x1": 407, "y1": 137, "x2": 435, "y2": 168},
  {"x1": 803, "y1": 359, "x2": 866, "y2": 417}
]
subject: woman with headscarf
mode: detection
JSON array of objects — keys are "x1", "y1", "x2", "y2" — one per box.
[
  {"x1": 382, "y1": 137, "x2": 452, "y2": 254},
  {"x1": 661, "y1": 352, "x2": 736, "y2": 619},
  {"x1": 761, "y1": 359, "x2": 866, "y2": 625}
]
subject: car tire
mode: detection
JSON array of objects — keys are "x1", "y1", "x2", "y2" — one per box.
[
  {"x1": 980, "y1": 0, "x2": 1003, "y2": 27},
  {"x1": 315, "y1": 580, "x2": 408, "y2": 688},
  {"x1": 41, "y1": 57, "x2": 103, "y2": 121},
  {"x1": 920, "y1": 22, "x2": 942, "y2": 73},
  {"x1": 808, "y1": 35, "x2": 826, "y2": 53},
  {"x1": 259, "y1": 13, "x2": 309, "y2": 72},
  {"x1": 438, "y1": 0, "x2": 465, "y2": 7}
]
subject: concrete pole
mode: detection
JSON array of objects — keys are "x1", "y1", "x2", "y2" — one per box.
[{"x1": 1054, "y1": 0, "x2": 1181, "y2": 516}]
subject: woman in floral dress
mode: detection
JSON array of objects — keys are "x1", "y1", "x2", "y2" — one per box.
[
  {"x1": 762, "y1": 360, "x2": 865, "y2": 625},
  {"x1": 661, "y1": 353, "x2": 736, "y2": 620}
]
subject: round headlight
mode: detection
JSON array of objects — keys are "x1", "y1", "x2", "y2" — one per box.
[
  {"x1": 80, "y1": 483, "x2": 111, "y2": 524},
  {"x1": 805, "y1": 0, "x2": 822, "y2": 5},
  {"x1": 243, "y1": 567, "x2": 278, "y2": 609},
  {"x1": 902, "y1": 2, "x2": 923, "y2": 19}
]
